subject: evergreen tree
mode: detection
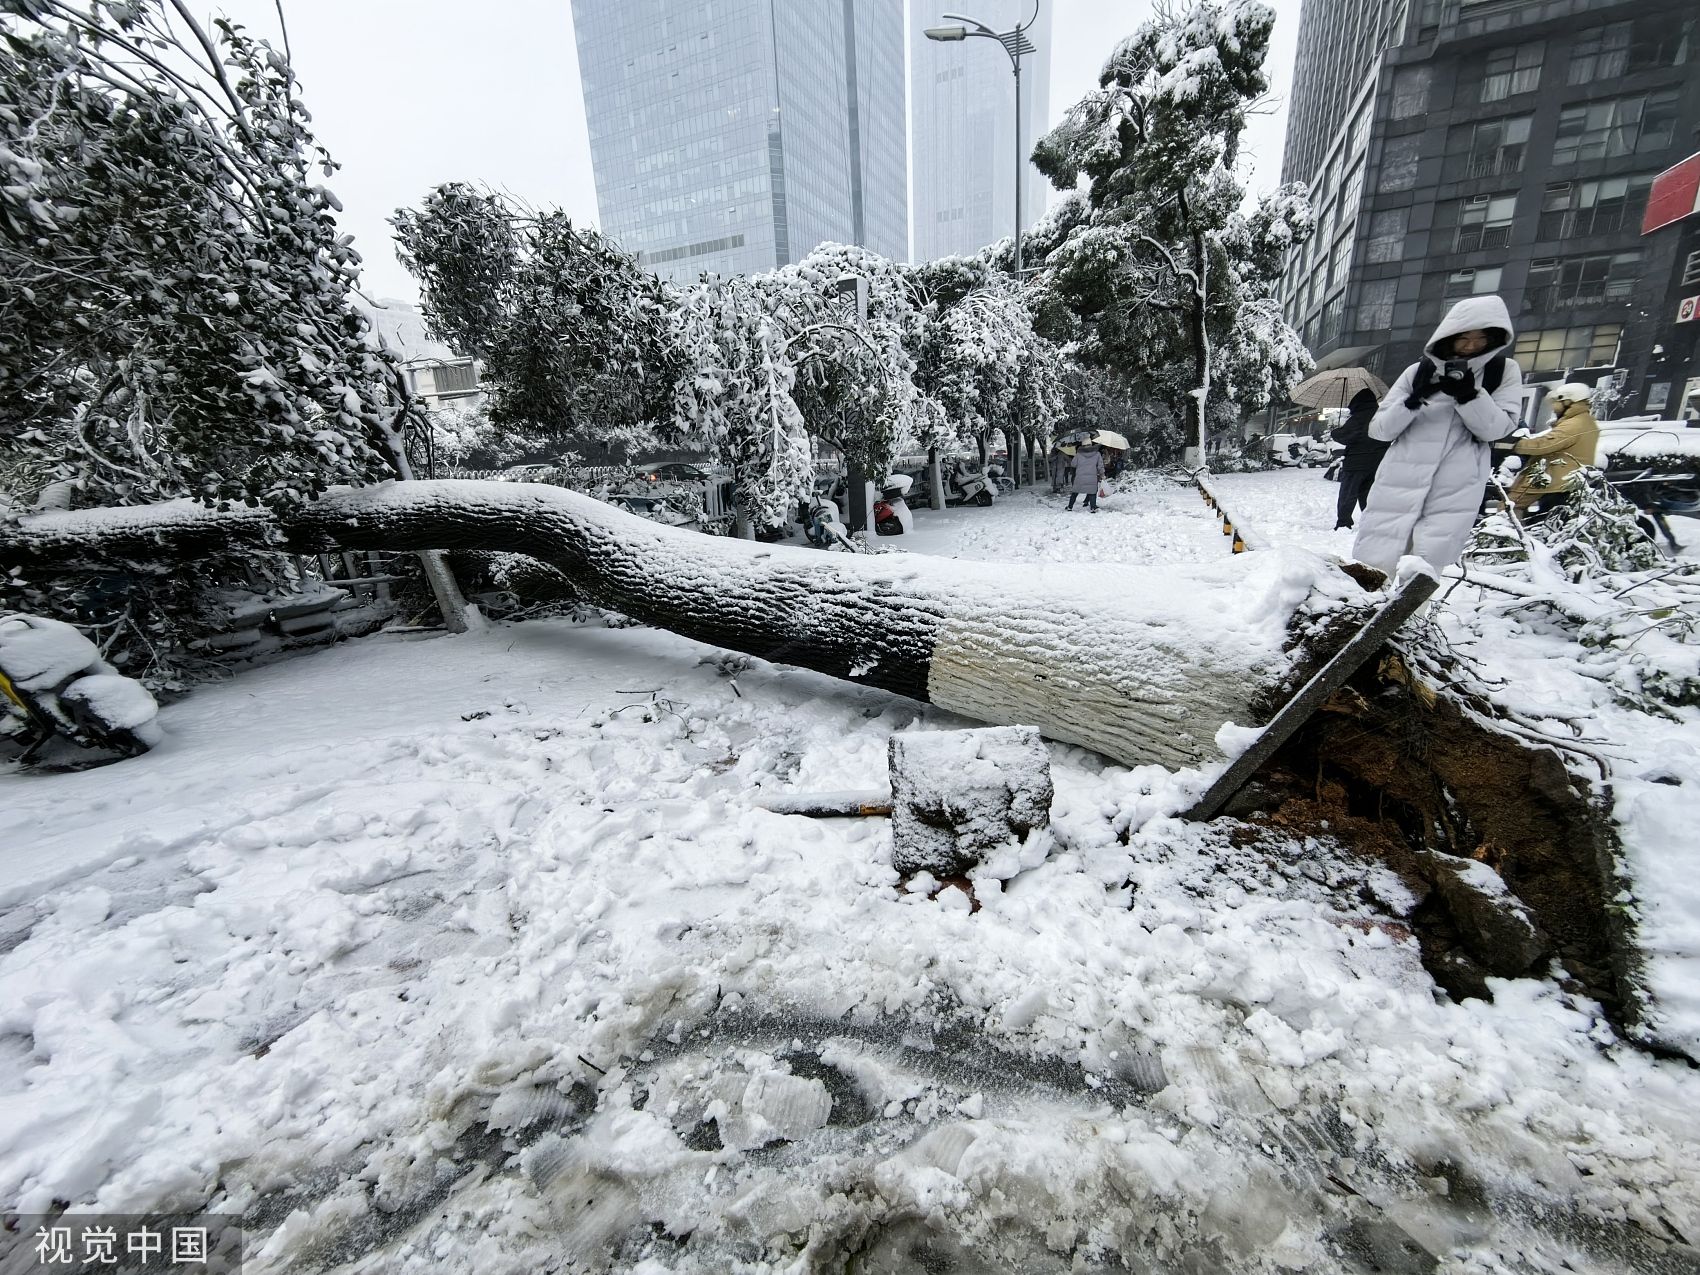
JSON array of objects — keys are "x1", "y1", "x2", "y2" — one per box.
[
  {"x1": 392, "y1": 184, "x2": 681, "y2": 455},
  {"x1": 1031, "y1": 0, "x2": 1313, "y2": 468},
  {"x1": 1, "y1": 0, "x2": 422, "y2": 510}
]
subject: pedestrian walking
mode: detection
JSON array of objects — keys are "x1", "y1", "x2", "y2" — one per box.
[
  {"x1": 1329, "y1": 388, "x2": 1388, "y2": 530},
  {"x1": 1049, "y1": 445, "x2": 1068, "y2": 494},
  {"x1": 1352, "y1": 295, "x2": 1523, "y2": 575},
  {"x1": 1067, "y1": 443, "x2": 1106, "y2": 512},
  {"x1": 1503, "y1": 382, "x2": 1600, "y2": 522}
]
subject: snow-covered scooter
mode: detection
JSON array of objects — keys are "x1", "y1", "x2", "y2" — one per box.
[
  {"x1": 0, "y1": 613, "x2": 161, "y2": 763},
  {"x1": 804, "y1": 495, "x2": 863, "y2": 552},
  {"x1": 945, "y1": 460, "x2": 996, "y2": 507},
  {"x1": 873, "y1": 473, "x2": 915, "y2": 536}
]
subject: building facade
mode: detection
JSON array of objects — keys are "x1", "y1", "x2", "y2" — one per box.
[
  {"x1": 571, "y1": 0, "x2": 907, "y2": 284},
  {"x1": 1278, "y1": 0, "x2": 1700, "y2": 413},
  {"x1": 1639, "y1": 152, "x2": 1700, "y2": 419},
  {"x1": 909, "y1": 0, "x2": 1052, "y2": 263}
]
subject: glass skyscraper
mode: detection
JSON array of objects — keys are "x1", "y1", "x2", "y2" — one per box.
[
  {"x1": 571, "y1": 0, "x2": 907, "y2": 283},
  {"x1": 909, "y1": 0, "x2": 1051, "y2": 264}
]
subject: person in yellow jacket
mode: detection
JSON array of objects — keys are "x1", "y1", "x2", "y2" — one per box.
[{"x1": 1506, "y1": 383, "x2": 1600, "y2": 520}]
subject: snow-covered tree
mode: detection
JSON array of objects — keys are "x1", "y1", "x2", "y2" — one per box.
[
  {"x1": 672, "y1": 277, "x2": 814, "y2": 536},
  {"x1": 1031, "y1": 0, "x2": 1314, "y2": 468},
  {"x1": 1058, "y1": 365, "x2": 1184, "y2": 468},
  {"x1": 908, "y1": 255, "x2": 1065, "y2": 469},
  {"x1": 672, "y1": 243, "x2": 942, "y2": 531},
  {"x1": 392, "y1": 184, "x2": 681, "y2": 453},
  {"x1": 0, "y1": 0, "x2": 451, "y2": 683},
  {"x1": 0, "y1": 0, "x2": 421, "y2": 510}
]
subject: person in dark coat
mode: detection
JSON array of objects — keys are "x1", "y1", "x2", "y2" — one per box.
[{"x1": 1329, "y1": 388, "x2": 1389, "y2": 530}]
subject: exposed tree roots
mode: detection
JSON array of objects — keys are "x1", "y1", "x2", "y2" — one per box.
[{"x1": 1233, "y1": 654, "x2": 1644, "y2": 1040}]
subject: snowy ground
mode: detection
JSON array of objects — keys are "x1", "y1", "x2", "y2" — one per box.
[{"x1": 2, "y1": 470, "x2": 1698, "y2": 1273}]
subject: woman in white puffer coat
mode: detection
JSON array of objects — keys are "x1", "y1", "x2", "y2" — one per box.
[{"x1": 1352, "y1": 295, "x2": 1523, "y2": 576}]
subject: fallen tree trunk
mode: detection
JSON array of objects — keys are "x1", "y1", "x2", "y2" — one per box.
[{"x1": 3, "y1": 480, "x2": 1386, "y2": 773}]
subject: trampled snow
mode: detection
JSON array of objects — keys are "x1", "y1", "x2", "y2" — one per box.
[{"x1": 1, "y1": 470, "x2": 1697, "y2": 1273}]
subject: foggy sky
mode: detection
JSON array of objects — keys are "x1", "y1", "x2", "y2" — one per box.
[{"x1": 207, "y1": 0, "x2": 1304, "y2": 302}]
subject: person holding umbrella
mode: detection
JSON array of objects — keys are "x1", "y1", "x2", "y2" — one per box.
[
  {"x1": 1067, "y1": 440, "x2": 1106, "y2": 511},
  {"x1": 1329, "y1": 388, "x2": 1388, "y2": 530}
]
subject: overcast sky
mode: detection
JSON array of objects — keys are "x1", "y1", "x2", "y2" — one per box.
[{"x1": 208, "y1": 0, "x2": 1303, "y2": 302}]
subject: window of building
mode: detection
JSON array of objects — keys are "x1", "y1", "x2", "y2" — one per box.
[
  {"x1": 1569, "y1": 16, "x2": 1694, "y2": 84},
  {"x1": 1444, "y1": 266, "x2": 1503, "y2": 299},
  {"x1": 1462, "y1": 115, "x2": 1531, "y2": 178},
  {"x1": 1321, "y1": 292, "x2": 1347, "y2": 344},
  {"x1": 431, "y1": 362, "x2": 478, "y2": 395},
  {"x1": 1538, "y1": 173, "x2": 1656, "y2": 238},
  {"x1": 1347, "y1": 101, "x2": 1373, "y2": 159},
  {"x1": 1683, "y1": 249, "x2": 1700, "y2": 289},
  {"x1": 1331, "y1": 232, "x2": 1355, "y2": 290},
  {"x1": 1339, "y1": 164, "x2": 1365, "y2": 224},
  {"x1": 1454, "y1": 194, "x2": 1517, "y2": 251},
  {"x1": 1552, "y1": 90, "x2": 1681, "y2": 167},
  {"x1": 1366, "y1": 208, "x2": 1410, "y2": 264},
  {"x1": 1512, "y1": 324, "x2": 1623, "y2": 372},
  {"x1": 1357, "y1": 278, "x2": 1397, "y2": 331},
  {"x1": 1380, "y1": 135, "x2": 1423, "y2": 191},
  {"x1": 1523, "y1": 251, "x2": 1643, "y2": 310},
  {"x1": 1480, "y1": 41, "x2": 1543, "y2": 102},
  {"x1": 1390, "y1": 65, "x2": 1431, "y2": 120}
]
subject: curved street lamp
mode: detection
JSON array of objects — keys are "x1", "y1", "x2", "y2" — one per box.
[{"x1": 925, "y1": 1, "x2": 1041, "y2": 275}]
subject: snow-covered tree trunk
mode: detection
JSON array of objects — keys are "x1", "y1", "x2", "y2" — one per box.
[
  {"x1": 1, "y1": 482, "x2": 1387, "y2": 774},
  {"x1": 927, "y1": 447, "x2": 947, "y2": 511},
  {"x1": 1184, "y1": 228, "x2": 1211, "y2": 472}
]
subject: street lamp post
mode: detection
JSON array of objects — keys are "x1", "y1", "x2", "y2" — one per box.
[
  {"x1": 924, "y1": 2, "x2": 1039, "y2": 275},
  {"x1": 927, "y1": 2, "x2": 1041, "y2": 488}
]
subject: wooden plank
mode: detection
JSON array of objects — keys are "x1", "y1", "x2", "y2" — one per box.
[{"x1": 1183, "y1": 568, "x2": 1438, "y2": 822}]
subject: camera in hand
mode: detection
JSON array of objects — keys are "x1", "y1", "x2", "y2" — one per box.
[{"x1": 1444, "y1": 359, "x2": 1469, "y2": 378}]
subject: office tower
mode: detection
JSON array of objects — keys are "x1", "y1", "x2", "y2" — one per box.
[
  {"x1": 910, "y1": 0, "x2": 1052, "y2": 263},
  {"x1": 1277, "y1": 0, "x2": 1699, "y2": 412},
  {"x1": 571, "y1": 0, "x2": 907, "y2": 284}
]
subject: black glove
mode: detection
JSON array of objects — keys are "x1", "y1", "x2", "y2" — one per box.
[{"x1": 1436, "y1": 365, "x2": 1478, "y2": 402}]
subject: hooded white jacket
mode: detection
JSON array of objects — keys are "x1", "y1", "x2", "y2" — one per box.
[{"x1": 1351, "y1": 295, "x2": 1522, "y2": 575}]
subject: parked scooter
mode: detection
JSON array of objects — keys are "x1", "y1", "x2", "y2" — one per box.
[
  {"x1": 804, "y1": 494, "x2": 863, "y2": 551},
  {"x1": 1, "y1": 612, "x2": 161, "y2": 762},
  {"x1": 873, "y1": 473, "x2": 915, "y2": 536},
  {"x1": 944, "y1": 458, "x2": 996, "y2": 507}
]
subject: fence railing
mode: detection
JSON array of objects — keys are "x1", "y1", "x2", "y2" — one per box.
[{"x1": 442, "y1": 465, "x2": 627, "y2": 486}]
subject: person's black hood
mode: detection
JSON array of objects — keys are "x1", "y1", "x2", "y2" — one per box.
[{"x1": 1348, "y1": 388, "x2": 1378, "y2": 415}]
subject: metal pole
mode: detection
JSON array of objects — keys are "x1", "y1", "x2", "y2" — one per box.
[
  {"x1": 1011, "y1": 51, "x2": 1023, "y2": 487},
  {"x1": 1012, "y1": 54, "x2": 1023, "y2": 276}
]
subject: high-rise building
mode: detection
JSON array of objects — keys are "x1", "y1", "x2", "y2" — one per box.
[
  {"x1": 909, "y1": 0, "x2": 1052, "y2": 263},
  {"x1": 1277, "y1": 0, "x2": 1700, "y2": 413},
  {"x1": 571, "y1": 0, "x2": 907, "y2": 284}
]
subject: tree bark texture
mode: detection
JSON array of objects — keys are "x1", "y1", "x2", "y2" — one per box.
[{"x1": 1, "y1": 481, "x2": 1383, "y2": 772}]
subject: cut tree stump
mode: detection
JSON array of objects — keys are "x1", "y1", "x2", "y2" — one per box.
[{"x1": 888, "y1": 727, "x2": 1053, "y2": 876}]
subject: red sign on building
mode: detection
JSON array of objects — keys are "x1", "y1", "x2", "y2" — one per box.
[{"x1": 1643, "y1": 152, "x2": 1700, "y2": 235}]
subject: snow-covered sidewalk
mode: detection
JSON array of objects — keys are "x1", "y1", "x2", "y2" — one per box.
[{"x1": 2, "y1": 473, "x2": 1698, "y2": 1273}]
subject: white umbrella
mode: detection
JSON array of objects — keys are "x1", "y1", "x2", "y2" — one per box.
[
  {"x1": 1091, "y1": 430, "x2": 1132, "y2": 450},
  {"x1": 1290, "y1": 367, "x2": 1388, "y2": 410}
]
